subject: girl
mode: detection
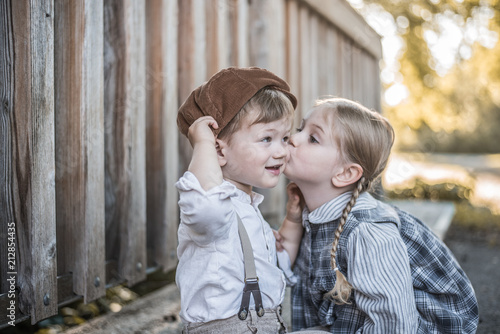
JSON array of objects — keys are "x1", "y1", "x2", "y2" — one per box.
[{"x1": 277, "y1": 98, "x2": 479, "y2": 333}]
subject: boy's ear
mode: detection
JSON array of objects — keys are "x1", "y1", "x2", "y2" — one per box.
[
  {"x1": 215, "y1": 138, "x2": 228, "y2": 167},
  {"x1": 331, "y1": 164, "x2": 363, "y2": 188}
]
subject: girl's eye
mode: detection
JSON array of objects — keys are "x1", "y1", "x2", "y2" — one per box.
[
  {"x1": 309, "y1": 135, "x2": 319, "y2": 144},
  {"x1": 295, "y1": 128, "x2": 302, "y2": 133},
  {"x1": 262, "y1": 136, "x2": 272, "y2": 143},
  {"x1": 282, "y1": 136, "x2": 290, "y2": 143}
]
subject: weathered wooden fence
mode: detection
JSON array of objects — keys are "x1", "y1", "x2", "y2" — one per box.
[{"x1": 0, "y1": 0, "x2": 381, "y2": 326}]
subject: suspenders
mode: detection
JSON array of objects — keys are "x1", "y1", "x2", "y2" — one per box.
[{"x1": 236, "y1": 215, "x2": 265, "y2": 320}]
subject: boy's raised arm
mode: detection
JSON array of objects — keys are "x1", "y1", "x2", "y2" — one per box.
[{"x1": 187, "y1": 116, "x2": 223, "y2": 191}]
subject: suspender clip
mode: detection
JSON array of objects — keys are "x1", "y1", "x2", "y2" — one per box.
[{"x1": 238, "y1": 278, "x2": 265, "y2": 320}]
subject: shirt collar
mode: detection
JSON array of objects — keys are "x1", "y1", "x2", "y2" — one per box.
[
  {"x1": 227, "y1": 182, "x2": 264, "y2": 209},
  {"x1": 306, "y1": 192, "x2": 377, "y2": 224}
]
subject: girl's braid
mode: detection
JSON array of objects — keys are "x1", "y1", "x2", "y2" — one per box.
[{"x1": 327, "y1": 176, "x2": 367, "y2": 304}]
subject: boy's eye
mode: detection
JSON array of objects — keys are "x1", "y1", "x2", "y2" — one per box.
[
  {"x1": 262, "y1": 136, "x2": 272, "y2": 143},
  {"x1": 309, "y1": 135, "x2": 319, "y2": 144},
  {"x1": 295, "y1": 128, "x2": 302, "y2": 133},
  {"x1": 282, "y1": 136, "x2": 290, "y2": 143}
]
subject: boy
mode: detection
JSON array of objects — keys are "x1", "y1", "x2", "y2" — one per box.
[{"x1": 176, "y1": 67, "x2": 297, "y2": 333}]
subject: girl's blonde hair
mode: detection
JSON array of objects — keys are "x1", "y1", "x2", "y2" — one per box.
[{"x1": 316, "y1": 97, "x2": 395, "y2": 304}]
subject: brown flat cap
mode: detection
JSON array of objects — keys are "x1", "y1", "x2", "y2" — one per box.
[{"x1": 177, "y1": 67, "x2": 297, "y2": 137}]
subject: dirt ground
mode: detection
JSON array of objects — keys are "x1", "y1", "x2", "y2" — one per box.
[{"x1": 444, "y1": 224, "x2": 500, "y2": 334}]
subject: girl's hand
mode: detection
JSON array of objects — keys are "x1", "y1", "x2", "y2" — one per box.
[
  {"x1": 285, "y1": 182, "x2": 304, "y2": 224},
  {"x1": 187, "y1": 116, "x2": 219, "y2": 148}
]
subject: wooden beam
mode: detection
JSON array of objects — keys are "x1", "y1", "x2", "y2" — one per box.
[
  {"x1": 299, "y1": 4, "x2": 312, "y2": 115},
  {"x1": 299, "y1": 0, "x2": 382, "y2": 58},
  {"x1": 145, "y1": 0, "x2": 179, "y2": 272},
  {"x1": 54, "y1": 0, "x2": 106, "y2": 303},
  {"x1": 177, "y1": 0, "x2": 208, "y2": 176},
  {"x1": 236, "y1": 0, "x2": 249, "y2": 67},
  {"x1": 309, "y1": 12, "x2": 319, "y2": 100},
  {"x1": 103, "y1": 0, "x2": 147, "y2": 287},
  {"x1": 206, "y1": 0, "x2": 220, "y2": 77},
  {"x1": 0, "y1": 0, "x2": 58, "y2": 324},
  {"x1": 286, "y1": 0, "x2": 301, "y2": 125}
]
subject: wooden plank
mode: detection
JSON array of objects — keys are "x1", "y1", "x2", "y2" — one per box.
[
  {"x1": 145, "y1": 0, "x2": 179, "y2": 272},
  {"x1": 300, "y1": 0, "x2": 382, "y2": 58},
  {"x1": 326, "y1": 27, "x2": 338, "y2": 96},
  {"x1": 309, "y1": 12, "x2": 319, "y2": 101},
  {"x1": 217, "y1": 0, "x2": 231, "y2": 69},
  {"x1": 207, "y1": 0, "x2": 231, "y2": 73},
  {"x1": 0, "y1": 0, "x2": 14, "y2": 296},
  {"x1": 193, "y1": 0, "x2": 207, "y2": 84},
  {"x1": 162, "y1": 0, "x2": 180, "y2": 272},
  {"x1": 2, "y1": 0, "x2": 59, "y2": 323},
  {"x1": 351, "y1": 43, "x2": 362, "y2": 103},
  {"x1": 103, "y1": 0, "x2": 147, "y2": 287},
  {"x1": 268, "y1": 0, "x2": 286, "y2": 76},
  {"x1": 248, "y1": 0, "x2": 285, "y2": 73},
  {"x1": 299, "y1": 5, "x2": 312, "y2": 115},
  {"x1": 363, "y1": 53, "x2": 374, "y2": 109},
  {"x1": 372, "y1": 55, "x2": 381, "y2": 111},
  {"x1": 361, "y1": 52, "x2": 373, "y2": 108},
  {"x1": 286, "y1": 0, "x2": 301, "y2": 125},
  {"x1": 228, "y1": 0, "x2": 245, "y2": 67},
  {"x1": 316, "y1": 19, "x2": 327, "y2": 97},
  {"x1": 54, "y1": 0, "x2": 106, "y2": 303},
  {"x1": 335, "y1": 30, "x2": 344, "y2": 97},
  {"x1": 248, "y1": 0, "x2": 264, "y2": 67},
  {"x1": 236, "y1": 0, "x2": 249, "y2": 67},
  {"x1": 339, "y1": 34, "x2": 353, "y2": 99},
  {"x1": 205, "y1": 0, "x2": 219, "y2": 77},
  {"x1": 178, "y1": 0, "x2": 207, "y2": 176}
]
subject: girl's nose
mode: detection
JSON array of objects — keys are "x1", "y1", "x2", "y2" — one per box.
[{"x1": 288, "y1": 133, "x2": 298, "y2": 147}]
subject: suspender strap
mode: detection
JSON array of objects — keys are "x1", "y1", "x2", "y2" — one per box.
[{"x1": 237, "y1": 215, "x2": 265, "y2": 320}]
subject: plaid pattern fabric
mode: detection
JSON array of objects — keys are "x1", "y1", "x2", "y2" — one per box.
[{"x1": 292, "y1": 193, "x2": 479, "y2": 333}]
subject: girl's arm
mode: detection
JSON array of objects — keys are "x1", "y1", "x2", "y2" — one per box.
[
  {"x1": 187, "y1": 116, "x2": 223, "y2": 191},
  {"x1": 277, "y1": 183, "x2": 305, "y2": 265},
  {"x1": 348, "y1": 222, "x2": 418, "y2": 334}
]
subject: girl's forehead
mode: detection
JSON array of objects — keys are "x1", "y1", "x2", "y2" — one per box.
[{"x1": 303, "y1": 107, "x2": 331, "y2": 124}]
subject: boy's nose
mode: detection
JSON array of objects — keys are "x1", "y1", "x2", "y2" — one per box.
[{"x1": 274, "y1": 142, "x2": 288, "y2": 159}]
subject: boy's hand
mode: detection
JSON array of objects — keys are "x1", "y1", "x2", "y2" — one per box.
[
  {"x1": 285, "y1": 182, "x2": 304, "y2": 224},
  {"x1": 187, "y1": 116, "x2": 219, "y2": 148}
]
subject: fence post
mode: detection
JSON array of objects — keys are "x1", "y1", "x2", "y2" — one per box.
[
  {"x1": 54, "y1": 0, "x2": 106, "y2": 303},
  {"x1": 145, "y1": 0, "x2": 179, "y2": 272},
  {"x1": 103, "y1": 0, "x2": 147, "y2": 286},
  {"x1": 0, "y1": 0, "x2": 58, "y2": 324}
]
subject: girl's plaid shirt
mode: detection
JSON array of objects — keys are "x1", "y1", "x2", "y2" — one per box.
[{"x1": 291, "y1": 192, "x2": 479, "y2": 334}]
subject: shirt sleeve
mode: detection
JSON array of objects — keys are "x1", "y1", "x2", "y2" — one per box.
[
  {"x1": 176, "y1": 171, "x2": 237, "y2": 245},
  {"x1": 346, "y1": 222, "x2": 419, "y2": 334},
  {"x1": 277, "y1": 249, "x2": 297, "y2": 286}
]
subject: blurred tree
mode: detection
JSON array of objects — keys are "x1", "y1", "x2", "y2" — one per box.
[{"x1": 356, "y1": 0, "x2": 500, "y2": 153}]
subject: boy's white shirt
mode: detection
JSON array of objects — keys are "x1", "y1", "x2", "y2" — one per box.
[{"x1": 175, "y1": 171, "x2": 286, "y2": 324}]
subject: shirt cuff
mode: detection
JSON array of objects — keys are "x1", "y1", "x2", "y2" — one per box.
[{"x1": 176, "y1": 171, "x2": 237, "y2": 199}]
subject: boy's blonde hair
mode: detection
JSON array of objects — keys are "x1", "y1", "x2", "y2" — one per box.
[
  {"x1": 316, "y1": 97, "x2": 395, "y2": 304},
  {"x1": 218, "y1": 87, "x2": 294, "y2": 141}
]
